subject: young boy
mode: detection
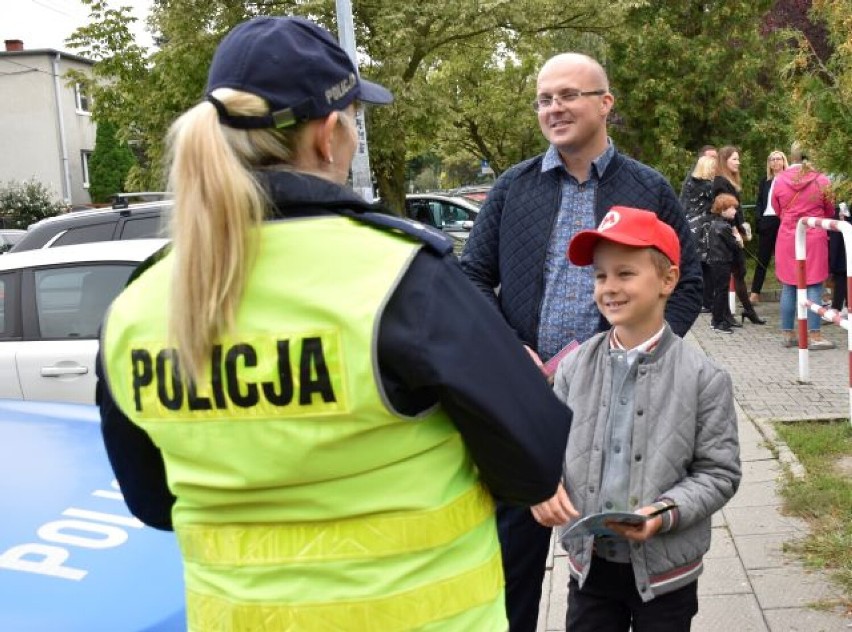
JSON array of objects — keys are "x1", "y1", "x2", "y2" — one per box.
[
  {"x1": 531, "y1": 206, "x2": 741, "y2": 631},
  {"x1": 707, "y1": 193, "x2": 744, "y2": 334}
]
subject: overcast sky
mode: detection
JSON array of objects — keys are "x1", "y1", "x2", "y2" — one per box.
[{"x1": 6, "y1": 0, "x2": 153, "y2": 52}]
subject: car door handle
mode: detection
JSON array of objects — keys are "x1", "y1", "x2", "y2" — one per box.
[{"x1": 41, "y1": 366, "x2": 89, "y2": 377}]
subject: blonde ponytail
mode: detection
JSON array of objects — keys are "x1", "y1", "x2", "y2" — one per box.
[{"x1": 165, "y1": 89, "x2": 303, "y2": 382}]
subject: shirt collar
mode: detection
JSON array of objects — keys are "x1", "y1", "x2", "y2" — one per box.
[
  {"x1": 609, "y1": 324, "x2": 666, "y2": 354},
  {"x1": 541, "y1": 138, "x2": 615, "y2": 179}
]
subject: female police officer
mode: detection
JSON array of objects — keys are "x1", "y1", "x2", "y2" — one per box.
[{"x1": 97, "y1": 16, "x2": 570, "y2": 631}]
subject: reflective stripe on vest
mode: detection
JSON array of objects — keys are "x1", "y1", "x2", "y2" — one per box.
[
  {"x1": 178, "y1": 483, "x2": 493, "y2": 565},
  {"x1": 186, "y1": 552, "x2": 503, "y2": 632}
]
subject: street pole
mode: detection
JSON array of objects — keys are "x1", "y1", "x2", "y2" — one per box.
[{"x1": 335, "y1": 0, "x2": 375, "y2": 202}]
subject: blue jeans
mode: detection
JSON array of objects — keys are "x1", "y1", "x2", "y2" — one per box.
[{"x1": 780, "y1": 283, "x2": 824, "y2": 331}]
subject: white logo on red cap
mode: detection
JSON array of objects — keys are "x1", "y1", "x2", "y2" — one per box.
[{"x1": 598, "y1": 210, "x2": 620, "y2": 232}]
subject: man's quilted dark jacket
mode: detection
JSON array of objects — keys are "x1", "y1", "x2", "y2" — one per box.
[{"x1": 460, "y1": 149, "x2": 702, "y2": 350}]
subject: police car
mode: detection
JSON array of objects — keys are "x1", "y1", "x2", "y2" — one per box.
[
  {"x1": 0, "y1": 239, "x2": 168, "y2": 404},
  {"x1": 0, "y1": 399, "x2": 184, "y2": 630}
]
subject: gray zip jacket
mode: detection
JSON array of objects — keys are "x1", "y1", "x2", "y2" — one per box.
[{"x1": 554, "y1": 325, "x2": 740, "y2": 601}]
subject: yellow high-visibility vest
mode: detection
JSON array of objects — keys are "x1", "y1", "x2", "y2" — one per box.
[{"x1": 102, "y1": 216, "x2": 506, "y2": 631}]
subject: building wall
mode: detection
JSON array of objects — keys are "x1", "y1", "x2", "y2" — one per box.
[{"x1": 0, "y1": 50, "x2": 96, "y2": 207}]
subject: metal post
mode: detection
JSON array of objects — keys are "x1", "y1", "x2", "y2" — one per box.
[
  {"x1": 335, "y1": 0, "x2": 375, "y2": 202},
  {"x1": 728, "y1": 274, "x2": 736, "y2": 317},
  {"x1": 795, "y1": 223, "x2": 809, "y2": 382},
  {"x1": 796, "y1": 216, "x2": 852, "y2": 426}
]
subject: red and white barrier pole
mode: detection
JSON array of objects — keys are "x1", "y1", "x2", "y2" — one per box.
[
  {"x1": 728, "y1": 274, "x2": 736, "y2": 317},
  {"x1": 795, "y1": 216, "x2": 852, "y2": 425}
]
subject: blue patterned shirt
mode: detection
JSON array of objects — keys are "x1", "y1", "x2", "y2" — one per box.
[{"x1": 537, "y1": 142, "x2": 615, "y2": 360}]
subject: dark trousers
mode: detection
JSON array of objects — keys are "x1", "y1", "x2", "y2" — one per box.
[
  {"x1": 566, "y1": 557, "x2": 698, "y2": 632},
  {"x1": 709, "y1": 262, "x2": 733, "y2": 327},
  {"x1": 496, "y1": 503, "x2": 552, "y2": 632},
  {"x1": 700, "y1": 262, "x2": 713, "y2": 310},
  {"x1": 831, "y1": 272, "x2": 848, "y2": 310},
  {"x1": 731, "y1": 249, "x2": 757, "y2": 316},
  {"x1": 751, "y1": 216, "x2": 780, "y2": 295}
]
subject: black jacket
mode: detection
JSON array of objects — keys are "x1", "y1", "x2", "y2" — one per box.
[
  {"x1": 98, "y1": 171, "x2": 572, "y2": 529},
  {"x1": 712, "y1": 176, "x2": 746, "y2": 233},
  {"x1": 754, "y1": 176, "x2": 776, "y2": 231},
  {"x1": 680, "y1": 176, "x2": 714, "y2": 220},
  {"x1": 706, "y1": 217, "x2": 740, "y2": 265},
  {"x1": 460, "y1": 147, "x2": 702, "y2": 351}
]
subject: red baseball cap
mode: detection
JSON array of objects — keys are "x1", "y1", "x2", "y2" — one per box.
[{"x1": 567, "y1": 206, "x2": 680, "y2": 266}]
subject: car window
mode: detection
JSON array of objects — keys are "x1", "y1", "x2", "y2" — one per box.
[
  {"x1": 34, "y1": 265, "x2": 134, "y2": 339},
  {"x1": 51, "y1": 222, "x2": 117, "y2": 247},
  {"x1": 0, "y1": 272, "x2": 20, "y2": 339},
  {"x1": 407, "y1": 201, "x2": 439, "y2": 227},
  {"x1": 440, "y1": 203, "x2": 471, "y2": 224},
  {"x1": 120, "y1": 216, "x2": 164, "y2": 240}
]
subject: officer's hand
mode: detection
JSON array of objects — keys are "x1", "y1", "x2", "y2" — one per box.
[{"x1": 531, "y1": 483, "x2": 579, "y2": 527}]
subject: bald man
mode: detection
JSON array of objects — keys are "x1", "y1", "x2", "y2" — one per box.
[{"x1": 461, "y1": 53, "x2": 702, "y2": 631}]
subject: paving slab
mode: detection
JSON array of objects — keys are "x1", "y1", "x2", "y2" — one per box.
[
  {"x1": 735, "y1": 532, "x2": 805, "y2": 570},
  {"x1": 706, "y1": 526, "x2": 737, "y2": 559},
  {"x1": 763, "y1": 606, "x2": 852, "y2": 631},
  {"x1": 725, "y1": 505, "x2": 809, "y2": 537},
  {"x1": 740, "y1": 458, "x2": 784, "y2": 483},
  {"x1": 697, "y1": 556, "x2": 752, "y2": 596},
  {"x1": 693, "y1": 593, "x2": 768, "y2": 632},
  {"x1": 726, "y1": 480, "x2": 783, "y2": 508},
  {"x1": 544, "y1": 557, "x2": 569, "y2": 631},
  {"x1": 751, "y1": 567, "x2": 843, "y2": 610}
]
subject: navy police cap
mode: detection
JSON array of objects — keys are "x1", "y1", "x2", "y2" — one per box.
[{"x1": 205, "y1": 16, "x2": 393, "y2": 129}]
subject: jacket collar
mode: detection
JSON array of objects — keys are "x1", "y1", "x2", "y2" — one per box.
[{"x1": 257, "y1": 170, "x2": 378, "y2": 218}]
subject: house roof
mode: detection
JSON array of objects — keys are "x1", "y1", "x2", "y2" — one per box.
[{"x1": 0, "y1": 49, "x2": 93, "y2": 65}]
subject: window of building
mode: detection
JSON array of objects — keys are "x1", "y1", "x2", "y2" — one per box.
[
  {"x1": 74, "y1": 83, "x2": 92, "y2": 113},
  {"x1": 81, "y1": 150, "x2": 92, "y2": 188}
]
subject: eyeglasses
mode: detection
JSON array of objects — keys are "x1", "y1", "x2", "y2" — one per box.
[{"x1": 532, "y1": 89, "x2": 607, "y2": 112}]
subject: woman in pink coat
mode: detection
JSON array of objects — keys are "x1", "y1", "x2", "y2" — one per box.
[{"x1": 773, "y1": 144, "x2": 836, "y2": 349}]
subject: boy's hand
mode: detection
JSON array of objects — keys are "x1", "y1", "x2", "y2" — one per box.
[
  {"x1": 604, "y1": 505, "x2": 664, "y2": 542},
  {"x1": 531, "y1": 483, "x2": 579, "y2": 527},
  {"x1": 732, "y1": 228, "x2": 744, "y2": 247}
]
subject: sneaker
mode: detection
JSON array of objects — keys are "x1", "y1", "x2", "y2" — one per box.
[
  {"x1": 781, "y1": 337, "x2": 797, "y2": 348},
  {"x1": 808, "y1": 338, "x2": 836, "y2": 350},
  {"x1": 714, "y1": 323, "x2": 733, "y2": 334},
  {"x1": 700, "y1": 306, "x2": 712, "y2": 314}
]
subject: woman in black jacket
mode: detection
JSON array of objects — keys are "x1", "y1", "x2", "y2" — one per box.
[
  {"x1": 749, "y1": 150, "x2": 788, "y2": 304},
  {"x1": 712, "y1": 146, "x2": 765, "y2": 325},
  {"x1": 680, "y1": 155, "x2": 717, "y2": 310}
]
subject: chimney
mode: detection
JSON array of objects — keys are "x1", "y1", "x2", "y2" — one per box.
[{"x1": 5, "y1": 40, "x2": 24, "y2": 52}]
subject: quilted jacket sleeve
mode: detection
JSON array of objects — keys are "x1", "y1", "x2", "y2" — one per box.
[
  {"x1": 659, "y1": 364, "x2": 741, "y2": 530},
  {"x1": 459, "y1": 172, "x2": 512, "y2": 311}
]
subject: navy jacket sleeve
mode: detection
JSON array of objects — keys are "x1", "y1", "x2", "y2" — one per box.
[
  {"x1": 97, "y1": 352, "x2": 176, "y2": 530},
  {"x1": 379, "y1": 250, "x2": 571, "y2": 505}
]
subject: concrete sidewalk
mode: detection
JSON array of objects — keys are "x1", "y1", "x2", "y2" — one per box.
[{"x1": 537, "y1": 302, "x2": 851, "y2": 631}]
